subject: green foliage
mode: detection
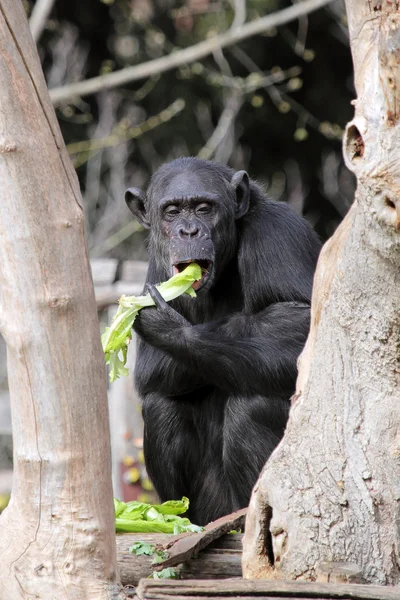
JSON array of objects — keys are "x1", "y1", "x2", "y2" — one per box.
[
  {"x1": 129, "y1": 541, "x2": 178, "y2": 578},
  {"x1": 129, "y1": 541, "x2": 156, "y2": 556},
  {"x1": 103, "y1": 263, "x2": 202, "y2": 381},
  {"x1": 152, "y1": 568, "x2": 179, "y2": 579},
  {"x1": 228, "y1": 529, "x2": 242, "y2": 534},
  {"x1": 114, "y1": 496, "x2": 203, "y2": 534}
]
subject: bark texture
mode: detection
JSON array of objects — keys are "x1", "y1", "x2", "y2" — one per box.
[
  {"x1": 242, "y1": 0, "x2": 400, "y2": 585},
  {"x1": 0, "y1": 1, "x2": 120, "y2": 597}
]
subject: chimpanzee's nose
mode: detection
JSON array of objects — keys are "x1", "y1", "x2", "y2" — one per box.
[{"x1": 178, "y1": 224, "x2": 200, "y2": 238}]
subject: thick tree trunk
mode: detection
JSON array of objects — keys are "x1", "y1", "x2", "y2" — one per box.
[
  {"x1": 242, "y1": 0, "x2": 400, "y2": 585},
  {"x1": 0, "y1": 1, "x2": 120, "y2": 597}
]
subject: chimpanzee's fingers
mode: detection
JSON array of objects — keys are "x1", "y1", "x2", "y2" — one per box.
[{"x1": 146, "y1": 283, "x2": 169, "y2": 310}]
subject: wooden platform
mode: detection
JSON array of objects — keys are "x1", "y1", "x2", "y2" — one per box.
[
  {"x1": 117, "y1": 533, "x2": 242, "y2": 586},
  {"x1": 135, "y1": 579, "x2": 400, "y2": 600},
  {"x1": 117, "y1": 514, "x2": 400, "y2": 600}
]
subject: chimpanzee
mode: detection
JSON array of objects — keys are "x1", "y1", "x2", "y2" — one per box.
[{"x1": 125, "y1": 157, "x2": 321, "y2": 525}]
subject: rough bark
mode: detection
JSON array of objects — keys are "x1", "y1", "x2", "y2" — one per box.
[
  {"x1": 242, "y1": 0, "x2": 400, "y2": 585},
  {"x1": 0, "y1": 1, "x2": 120, "y2": 597}
]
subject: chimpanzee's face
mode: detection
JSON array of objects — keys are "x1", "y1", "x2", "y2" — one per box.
[
  {"x1": 149, "y1": 172, "x2": 236, "y2": 290},
  {"x1": 125, "y1": 162, "x2": 250, "y2": 291}
]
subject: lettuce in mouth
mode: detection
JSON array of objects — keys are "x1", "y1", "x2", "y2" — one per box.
[{"x1": 102, "y1": 262, "x2": 202, "y2": 382}]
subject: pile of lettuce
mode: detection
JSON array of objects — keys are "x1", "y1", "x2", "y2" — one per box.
[
  {"x1": 114, "y1": 496, "x2": 202, "y2": 534},
  {"x1": 102, "y1": 263, "x2": 202, "y2": 382}
]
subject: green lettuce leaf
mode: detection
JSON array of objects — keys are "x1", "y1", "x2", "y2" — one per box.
[
  {"x1": 114, "y1": 496, "x2": 203, "y2": 534},
  {"x1": 102, "y1": 263, "x2": 202, "y2": 382},
  {"x1": 152, "y1": 497, "x2": 190, "y2": 515}
]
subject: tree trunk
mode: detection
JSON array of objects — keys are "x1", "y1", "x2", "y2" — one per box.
[
  {"x1": 242, "y1": 0, "x2": 400, "y2": 585},
  {"x1": 0, "y1": 1, "x2": 120, "y2": 597}
]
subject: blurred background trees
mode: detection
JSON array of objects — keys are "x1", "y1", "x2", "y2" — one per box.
[{"x1": 24, "y1": 0, "x2": 354, "y2": 261}]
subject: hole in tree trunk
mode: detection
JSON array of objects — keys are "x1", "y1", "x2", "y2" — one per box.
[
  {"x1": 385, "y1": 197, "x2": 396, "y2": 210},
  {"x1": 264, "y1": 504, "x2": 275, "y2": 566},
  {"x1": 345, "y1": 124, "x2": 365, "y2": 163}
]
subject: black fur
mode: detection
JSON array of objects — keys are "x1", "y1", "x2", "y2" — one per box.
[{"x1": 126, "y1": 158, "x2": 321, "y2": 525}]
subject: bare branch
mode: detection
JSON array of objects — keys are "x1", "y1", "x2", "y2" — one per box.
[
  {"x1": 90, "y1": 220, "x2": 142, "y2": 258},
  {"x1": 198, "y1": 92, "x2": 243, "y2": 161},
  {"x1": 230, "y1": 0, "x2": 247, "y2": 30},
  {"x1": 68, "y1": 98, "x2": 185, "y2": 165},
  {"x1": 49, "y1": 0, "x2": 334, "y2": 105},
  {"x1": 199, "y1": 48, "x2": 243, "y2": 162},
  {"x1": 29, "y1": 0, "x2": 55, "y2": 43}
]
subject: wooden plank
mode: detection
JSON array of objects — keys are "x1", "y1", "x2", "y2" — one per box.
[
  {"x1": 116, "y1": 532, "x2": 243, "y2": 551},
  {"x1": 138, "y1": 596, "x2": 303, "y2": 600},
  {"x1": 121, "y1": 260, "x2": 148, "y2": 284},
  {"x1": 116, "y1": 533, "x2": 243, "y2": 586},
  {"x1": 95, "y1": 282, "x2": 145, "y2": 309},
  {"x1": 179, "y1": 551, "x2": 242, "y2": 581},
  {"x1": 153, "y1": 508, "x2": 247, "y2": 571},
  {"x1": 93, "y1": 259, "x2": 148, "y2": 308},
  {"x1": 136, "y1": 579, "x2": 400, "y2": 600},
  {"x1": 114, "y1": 281, "x2": 146, "y2": 297},
  {"x1": 90, "y1": 258, "x2": 119, "y2": 285}
]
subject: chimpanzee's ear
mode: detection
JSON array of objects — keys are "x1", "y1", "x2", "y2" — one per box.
[
  {"x1": 125, "y1": 187, "x2": 150, "y2": 229},
  {"x1": 230, "y1": 171, "x2": 250, "y2": 219}
]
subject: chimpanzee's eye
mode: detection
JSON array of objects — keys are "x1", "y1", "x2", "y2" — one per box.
[
  {"x1": 164, "y1": 205, "x2": 180, "y2": 219},
  {"x1": 196, "y1": 203, "x2": 212, "y2": 215}
]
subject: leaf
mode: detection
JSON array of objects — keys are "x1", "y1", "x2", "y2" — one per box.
[
  {"x1": 151, "y1": 550, "x2": 169, "y2": 564},
  {"x1": 173, "y1": 521, "x2": 203, "y2": 534},
  {"x1": 103, "y1": 263, "x2": 202, "y2": 382},
  {"x1": 114, "y1": 496, "x2": 204, "y2": 534},
  {"x1": 153, "y1": 496, "x2": 189, "y2": 515},
  {"x1": 115, "y1": 518, "x2": 180, "y2": 534},
  {"x1": 145, "y1": 506, "x2": 165, "y2": 522},
  {"x1": 107, "y1": 347, "x2": 130, "y2": 383},
  {"x1": 152, "y1": 568, "x2": 178, "y2": 579},
  {"x1": 129, "y1": 542, "x2": 156, "y2": 556},
  {"x1": 114, "y1": 498, "x2": 126, "y2": 518}
]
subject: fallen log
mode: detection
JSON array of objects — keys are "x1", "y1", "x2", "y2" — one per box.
[{"x1": 136, "y1": 578, "x2": 400, "y2": 600}]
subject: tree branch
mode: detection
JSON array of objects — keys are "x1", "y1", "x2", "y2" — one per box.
[
  {"x1": 29, "y1": 0, "x2": 55, "y2": 43},
  {"x1": 67, "y1": 98, "x2": 185, "y2": 166},
  {"x1": 198, "y1": 90, "x2": 243, "y2": 161},
  {"x1": 49, "y1": 0, "x2": 334, "y2": 105},
  {"x1": 230, "y1": 0, "x2": 247, "y2": 30}
]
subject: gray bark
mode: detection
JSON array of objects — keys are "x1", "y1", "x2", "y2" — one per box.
[
  {"x1": 0, "y1": 0, "x2": 120, "y2": 597},
  {"x1": 242, "y1": 0, "x2": 400, "y2": 585}
]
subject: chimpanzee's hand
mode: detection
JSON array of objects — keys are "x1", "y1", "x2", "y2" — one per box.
[{"x1": 133, "y1": 284, "x2": 191, "y2": 347}]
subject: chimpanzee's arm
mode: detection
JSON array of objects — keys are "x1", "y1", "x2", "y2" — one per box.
[
  {"x1": 134, "y1": 291, "x2": 310, "y2": 397},
  {"x1": 134, "y1": 339, "x2": 208, "y2": 397}
]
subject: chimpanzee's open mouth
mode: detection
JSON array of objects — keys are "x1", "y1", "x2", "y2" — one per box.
[{"x1": 172, "y1": 259, "x2": 213, "y2": 291}]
